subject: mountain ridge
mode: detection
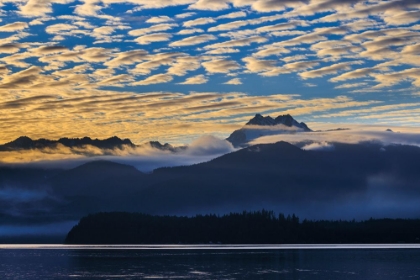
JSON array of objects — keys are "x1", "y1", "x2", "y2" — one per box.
[
  {"x1": 0, "y1": 136, "x2": 182, "y2": 153},
  {"x1": 2, "y1": 141, "x2": 420, "y2": 226},
  {"x1": 227, "y1": 114, "x2": 312, "y2": 147}
]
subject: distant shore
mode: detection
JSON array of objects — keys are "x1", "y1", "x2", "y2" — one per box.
[{"x1": 65, "y1": 211, "x2": 420, "y2": 245}]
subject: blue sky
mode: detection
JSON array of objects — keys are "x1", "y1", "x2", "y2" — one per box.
[{"x1": 0, "y1": 0, "x2": 420, "y2": 144}]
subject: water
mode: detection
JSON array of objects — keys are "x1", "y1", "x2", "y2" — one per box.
[{"x1": 0, "y1": 245, "x2": 420, "y2": 279}]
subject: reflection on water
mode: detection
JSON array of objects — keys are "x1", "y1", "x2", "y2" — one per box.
[{"x1": 0, "y1": 245, "x2": 420, "y2": 279}]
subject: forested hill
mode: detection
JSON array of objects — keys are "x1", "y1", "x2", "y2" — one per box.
[{"x1": 65, "y1": 211, "x2": 420, "y2": 244}]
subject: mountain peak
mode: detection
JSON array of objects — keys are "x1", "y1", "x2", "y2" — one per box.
[
  {"x1": 245, "y1": 113, "x2": 311, "y2": 131},
  {"x1": 0, "y1": 136, "x2": 135, "y2": 151},
  {"x1": 149, "y1": 141, "x2": 173, "y2": 150},
  {"x1": 227, "y1": 113, "x2": 312, "y2": 147},
  {"x1": 246, "y1": 114, "x2": 276, "y2": 126},
  {"x1": 4, "y1": 136, "x2": 35, "y2": 149},
  {"x1": 147, "y1": 141, "x2": 186, "y2": 153}
]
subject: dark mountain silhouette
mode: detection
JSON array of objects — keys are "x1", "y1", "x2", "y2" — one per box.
[
  {"x1": 0, "y1": 136, "x2": 134, "y2": 151},
  {"x1": 58, "y1": 136, "x2": 134, "y2": 149},
  {"x1": 246, "y1": 114, "x2": 311, "y2": 130},
  {"x1": 50, "y1": 160, "x2": 146, "y2": 196},
  {"x1": 227, "y1": 114, "x2": 312, "y2": 147},
  {"x1": 0, "y1": 136, "x2": 185, "y2": 153},
  {"x1": 0, "y1": 136, "x2": 55, "y2": 150},
  {"x1": 46, "y1": 160, "x2": 158, "y2": 219},
  {"x1": 142, "y1": 141, "x2": 187, "y2": 152},
  {"x1": 2, "y1": 141, "x2": 420, "y2": 228}
]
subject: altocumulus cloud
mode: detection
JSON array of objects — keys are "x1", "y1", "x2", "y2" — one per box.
[{"x1": 0, "y1": 0, "x2": 419, "y2": 146}]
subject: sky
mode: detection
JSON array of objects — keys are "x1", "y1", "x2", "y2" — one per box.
[{"x1": 1, "y1": 0, "x2": 420, "y2": 145}]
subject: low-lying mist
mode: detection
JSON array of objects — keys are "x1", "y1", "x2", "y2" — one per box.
[{"x1": 0, "y1": 135, "x2": 236, "y2": 172}]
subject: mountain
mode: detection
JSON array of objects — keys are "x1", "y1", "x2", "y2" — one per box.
[
  {"x1": 46, "y1": 160, "x2": 154, "y2": 218},
  {"x1": 2, "y1": 140, "x2": 420, "y2": 232},
  {"x1": 227, "y1": 114, "x2": 312, "y2": 147},
  {"x1": 0, "y1": 136, "x2": 135, "y2": 151},
  {"x1": 246, "y1": 114, "x2": 311, "y2": 130},
  {"x1": 49, "y1": 160, "x2": 146, "y2": 197},
  {"x1": 0, "y1": 136, "x2": 186, "y2": 153},
  {"x1": 142, "y1": 141, "x2": 187, "y2": 153},
  {"x1": 136, "y1": 141, "x2": 420, "y2": 218},
  {"x1": 58, "y1": 136, "x2": 134, "y2": 149}
]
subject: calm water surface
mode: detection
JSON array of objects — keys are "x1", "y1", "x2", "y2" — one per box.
[{"x1": 0, "y1": 245, "x2": 419, "y2": 279}]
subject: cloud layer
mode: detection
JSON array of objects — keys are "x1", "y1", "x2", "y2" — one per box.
[{"x1": 0, "y1": 0, "x2": 419, "y2": 144}]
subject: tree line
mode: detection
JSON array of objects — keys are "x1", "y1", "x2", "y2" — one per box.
[{"x1": 65, "y1": 210, "x2": 420, "y2": 244}]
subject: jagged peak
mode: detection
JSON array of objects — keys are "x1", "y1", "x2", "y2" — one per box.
[
  {"x1": 1, "y1": 135, "x2": 135, "y2": 150},
  {"x1": 6, "y1": 136, "x2": 33, "y2": 145},
  {"x1": 246, "y1": 114, "x2": 276, "y2": 126},
  {"x1": 149, "y1": 141, "x2": 174, "y2": 149},
  {"x1": 245, "y1": 113, "x2": 311, "y2": 131},
  {"x1": 15, "y1": 136, "x2": 33, "y2": 141},
  {"x1": 106, "y1": 136, "x2": 121, "y2": 140}
]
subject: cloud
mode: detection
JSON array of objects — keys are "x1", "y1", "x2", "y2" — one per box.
[
  {"x1": 402, "y1": 43, "x2": 420, "y2": 55},
  {"x1": 248, "y1": 0, "x2": 307, "y2": 12},
  {"x1": 167, "y1": 56, "x2": 201, "y2": 76},
  {"x1": 104, "y1": 50, "x2": 148, "y2": 68},
  {"x1": 0, "y1": 88, "x2": 384, "y2": 146},
  {"x1": 224, "y1": 78, "x2": 242, "y2": 85},
  {"x1": 128, "y1": 23, "x2": 177, "y2": 36},
  {"x1": 185, "y1": 135, "x2": 234, "y2": 155},
  {"x1": 0, "y1": 22, "x2": 29, "y2": 32},
  {"x1": 176, "y1": 28, "x2": 204, "y2": 36},
  {"x1": 183, "y1": 17, "x2": 216, "y2": 27},
  {"x1": 132, "y1": 73, "x2": 173, "y2": 85},
  {"x1": 169, "y1": 34, "x2": 217, "y2": 47},
  {"x1": 204, "y1": 47, "x2": 240, "y2": 54},
  {"x1": 31, "y1": 45, "x2": 68, "y2": 54},
  {"x1": 217, "y1": 11, "x2": 247, "y2": 19},
  {"x1": 0, "y1": 0, "x2": 419, "y2": 147},
  {"x1": 18, "y1": 0, "x2": 74, "y2": 17},
  {"x1": 284, "y1": 60, "x2": 320, "y2": 71},
  {"x1": 271, "y1": 30, "x2": 306, "y2": 37},
  {"x1": 316, "y1": 103, "x2": 420, "y2": 119},
  {"x1": 146, "y1": 16, "x2": 173, "y2": 23},
  {"x1": 134, "y1": 33, "x2": 172, "y2": 45},
  {"x1": 334, "y1": 82, "x2": 367, "y2": 89},
  {"x1": 0, "y1": 135, "x2": 236, "y2": 172},
  {"x1": 179, "y1": 74, "x2": 208, "y2": 85},
  {"x1": 202, "y1": 59, "x2": 240, "y2": 73},
  {"x1": 0, "y1": 188, "x2": 51, "y2": 203},
  {"x1": 130, "y1": 52, "x2": 183, "y2": 75},
  {"x1": 0, "y1": 66, "x2": 43, "y2": 89},
  {"x1": 256, "y1": 22, "x2": 301, "y2": 33},
  {"x1": 0, "y1": 44, "x2": 22, "y2": 54},
  {"x1": 204, "y1": 36, "x2": 268, "y2": 49},
  {"x1": 253, "y1": 46, "x2": 291, "y2": 57},
  {"x1": 93, "y1": 26, "x2": 114, "y2": 36},
  {"x1": 300, "y1": 61, "x2": 364, "y2": 79},
  {"x1": 302, "y1": 141, "x2": 334, "y2": 151},
  {"x1": 370, "y1": 68, "x2": 420, "y2": 88},
  {"x1": 330, "y1": 68, "x2": 375, "y2": 82},
  {"x1": 45, "y1": 23, "x2": 78, "y2": 34},
  {"x1": 188, "y1": 0, "x2": 231, "y2": 11},
  {"x1": 208, "y1": 20, "x2": 248, "y2": 32},
  {"x1": 250, "y1": 125, "x2": 420, "y2": 148},
  {"x1": 175, "y1": 12, "x2": 196, "y2": 19},
  {"x1": 242, "y1": 56, "x2": 276, "y2": 73}
]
